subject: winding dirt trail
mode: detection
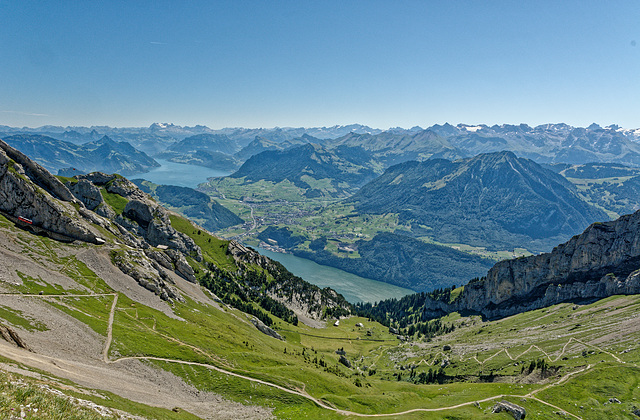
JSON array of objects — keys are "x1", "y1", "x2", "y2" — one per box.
[
  {"x1": 2, "y1": 291, "x2": 625, "y2": 419},
  {"x1": 103, "y1": 293, "x2": 118, "y2": 363},
  {"x1": 95, "y1": 292, "x2": 591, "y2": 418}
]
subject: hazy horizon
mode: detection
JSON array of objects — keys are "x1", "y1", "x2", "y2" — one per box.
[{"x1": 2, "y1": 1, "x2": 639, "y2": 129}]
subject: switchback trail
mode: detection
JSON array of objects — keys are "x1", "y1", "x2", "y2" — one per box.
[{"x1": 3, "y1": 291, "x2": 624, "y2": 418}]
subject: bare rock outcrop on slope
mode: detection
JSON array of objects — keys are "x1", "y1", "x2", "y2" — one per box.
[
  {"x1": 424, "y1": 210, "x2": 640, "y2": 319},
  {"x1": 111, "y1": 249, "x2": 183, "y2": 302},
  {"x1": 250, "y1": 318, "x2": 283, "y2": 340},
  {"x1": 0, "y1": 145, "x2": 193, "y2": 302},
  {"x1": 492, "y1": 400, "x2": 526, "y2": 419},
  {"x1": 0, "y1": 323, "x2": 33, "y2": 351},
  {"x1": 0, "y1": 140, "x2": 102, "y2": 244},
  {"x1": 69, "y1": 173, "x2": 202, "y2": 261}
]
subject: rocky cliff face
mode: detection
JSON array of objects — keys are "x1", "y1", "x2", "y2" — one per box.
[
  {"x1": 71, "y1": 172, "x2": 202, "y2": 262},
  {"x1": 425, "y1": 210, "x2": 640, "y2": 318},
  {"x1": 0, "y1": 141, "x2": 199, "y2": 302},
  {"x1": 0, "y1": 139, "x2": 102, "y2": 244}
]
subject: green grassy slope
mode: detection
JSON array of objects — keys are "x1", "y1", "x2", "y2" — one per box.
[{"x1": 2, "y1": 212, "x2": 640, "y2": 419}]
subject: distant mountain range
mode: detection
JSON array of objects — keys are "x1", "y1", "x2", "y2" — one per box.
[
  {"x1": 234, "y1": 149, "x2": 610, "y2": 289},
  {"x1": 3, "y1": 122, "x2": 640, "y2": 170},
  {"x1": 2, "y1": 134, "x2": 159, "y2": 176}
]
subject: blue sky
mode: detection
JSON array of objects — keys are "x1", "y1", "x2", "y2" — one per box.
[{"x1": 1, "y1": 1, "x2": 639, "y2": 129}]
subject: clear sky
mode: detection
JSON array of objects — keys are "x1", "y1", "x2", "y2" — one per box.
[{"x1": 1, "y1": 1, "x2": 639, "y2": 129}]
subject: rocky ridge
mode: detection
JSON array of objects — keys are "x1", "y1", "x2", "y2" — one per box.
[
  {"x1": 72, "y1": 172, "x2": 202, "y2": 262},
  {"x1": 0, "y1": 140, "x2": 350, "y2": 322},
  {"x1": 0, "y1": 139, "x2": 102, "y2": 244},
  {"x1": 424, "y1": 210, "x2": 640, "y2": 318},
  {"x1": 0, "y1": 140, "x2": 195, "y2": 302},
  {"x1": 226, "y1": 240, "x2": 351, "y2": 322}
]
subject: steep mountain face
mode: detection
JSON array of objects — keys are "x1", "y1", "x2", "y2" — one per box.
[
  {"x1": 348, "y1": 151, "x2": 608, "y2": 251},
  {"x1": 2, "y1": 134, "x2": 159, "y2": 175},
  {"x1": 230, "y1": 143, "x2": 379, "y2": 197},
  {"x1": 0, "y1": 140, "x2": 103, "y2": 244},
  {"x1": 421, "y1": 209, "x2": 640, "y2": 319}
]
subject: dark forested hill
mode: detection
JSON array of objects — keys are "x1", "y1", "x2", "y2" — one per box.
[
  {"x1": 348, "y1": 151, "x2": 608, "y2": 252},
  {"x1": 258, "y1": 227, "x2": 493, "y2": 292},
  {"x1": 299, "y1": 232, "x2": 493, "y2": 292}
]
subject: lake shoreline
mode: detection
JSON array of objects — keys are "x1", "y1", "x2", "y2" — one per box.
[{"x1": 256, "y1": 246, "x2": 413, "y2": 304}]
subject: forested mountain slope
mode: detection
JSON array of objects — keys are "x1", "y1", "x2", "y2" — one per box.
[{"x1": 348, "y1": 151, "x2": 608, "y2": 252}]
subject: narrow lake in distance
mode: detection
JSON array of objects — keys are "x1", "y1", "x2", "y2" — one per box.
[
  {"x1": 132, "y1": 160, "x2": 414, "y2": 303},
  {"x1": 256, "y1": 247, "x2": 414, "y2": 303},
  {"x1": 129, "y1": 159, "x2": 230, "y2": 188}
]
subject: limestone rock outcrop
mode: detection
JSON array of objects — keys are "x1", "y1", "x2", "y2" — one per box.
[
  {"x1": 0, "y1": 323, "x2": 33, "y2": 351},
  {"x1": 424, "y1": 210, "x2": 640, "y2": 319},
  {"x1": 492, "y1": 400, "x2": 526, "y2": 419},
  {"x1": 111, "y1": 249, "x2": 183, "y2": 302},
  {"x1": 70, "y1": 172, "x2": 202, "y2": 261},
  {"x1": 0, "y1": 140, "x2": 102, "y2": 244},
  {"x1": 227, "y1": 240, "x2": 270, "y2": 266},
  {"x1": 166, "y1": 249, "x2": 197, "y2": 283},
  {"x1": 250, "y1": 318, "x2": 283, "y2": 340},
  {"x1": 67, "y1": 179, "x2": 103, "y2": 211}
]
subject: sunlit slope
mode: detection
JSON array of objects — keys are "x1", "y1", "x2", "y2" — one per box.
[{"x1": 1, "y1": 210, "x2": 640, "y2": 418}]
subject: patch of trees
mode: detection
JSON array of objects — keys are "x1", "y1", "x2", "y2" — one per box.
[
  {"x1": 404, "y1": 319, "x2": 455, "y2": 339},
  {"x1": 199, "y1": 254, "x2": 352, "y2": 327},
  {"x1": 357, "y1": 286, "x2": 456, "y2": 326},
  {"x1": 199, "y1": 262, "x2": 297, "y2": 326},
  {"x1": 356, "y1": 288, "x2": 456, "y2": 338},
  {"x1": 414, "y1": 367, "x2": 446, "y2": 384},
  {"x1": 521, "y1": 358, "x2": 551, "y2": 375}
]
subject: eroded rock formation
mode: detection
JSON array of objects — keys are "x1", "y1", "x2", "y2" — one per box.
[
  {"x1": 424, "y1": 210, "x2": 640, "y2": 319},
  {"x1": 0, "y1": 140, "x2": 102, "y2": 244}
]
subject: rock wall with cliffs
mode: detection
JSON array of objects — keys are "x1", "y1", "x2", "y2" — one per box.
[
  {"x1": 0, "y1": 139, "x2": 102, "y2": 244},
  {"x1": 423, "y1": 210, "x2": 640, "y2": 319}
]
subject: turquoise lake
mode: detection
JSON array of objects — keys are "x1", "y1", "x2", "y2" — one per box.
[
  {"x1": 256, "y1": 247, "x2": 414, "y2": 303},
  {"x1": 129, "y1": 159, "x2": 230, "y2": 188}
]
